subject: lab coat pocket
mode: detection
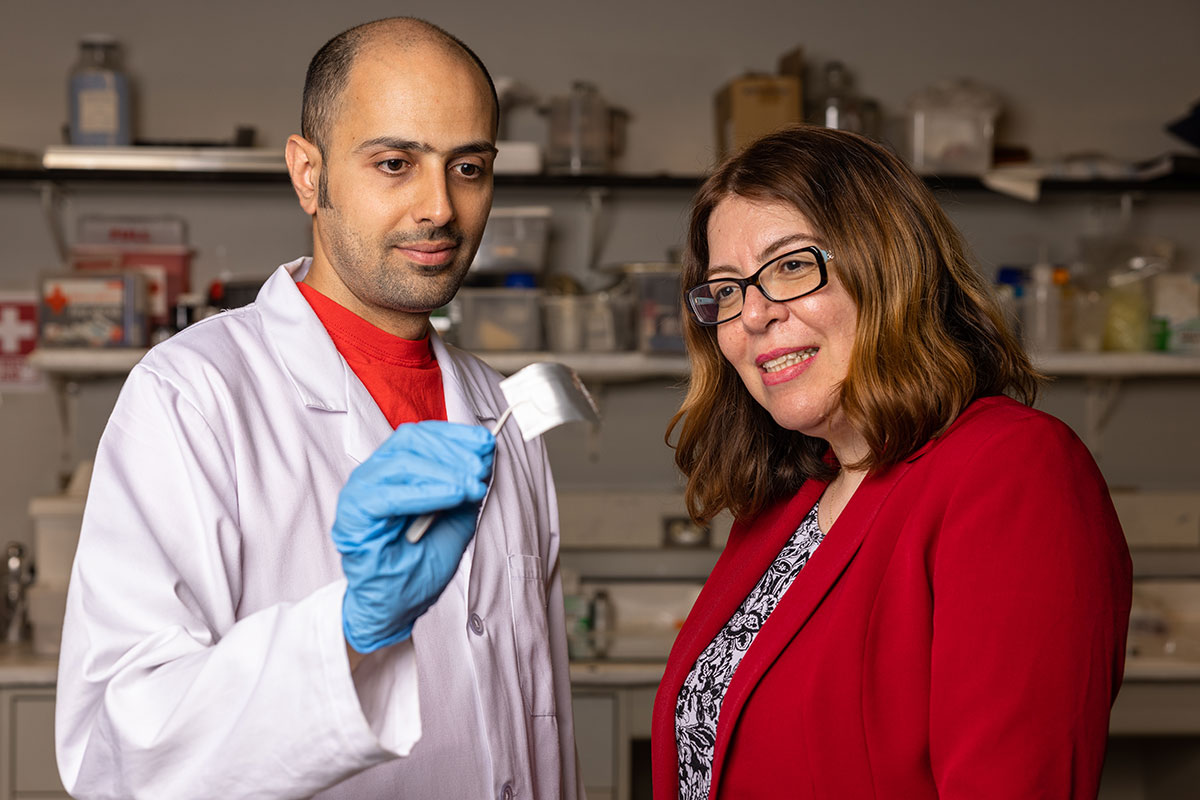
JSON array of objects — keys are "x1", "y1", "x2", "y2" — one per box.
[{"x1": 508, "y1": 553, "x2": 556, "y2": 717}]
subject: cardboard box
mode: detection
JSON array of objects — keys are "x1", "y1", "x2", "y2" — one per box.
[
  {"x1": 39, "y1": 272, "x2": 148, "y2": 347},
  {"x1": 715, "y1": 73, "x2": 803, "y2": 158}
]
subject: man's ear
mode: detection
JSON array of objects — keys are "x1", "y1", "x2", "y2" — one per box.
[{"x1": 286, "y1": 134, "x2": 322, "y2": 216}]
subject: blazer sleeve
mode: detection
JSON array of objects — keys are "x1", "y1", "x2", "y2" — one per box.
[{"x1": 928, "y1": 411, "x2": 1132, "y2": 800}]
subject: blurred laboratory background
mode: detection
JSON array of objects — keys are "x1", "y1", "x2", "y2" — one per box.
[{"x1": 1, "y1": 1, "x2": 1199, "y2": 797}]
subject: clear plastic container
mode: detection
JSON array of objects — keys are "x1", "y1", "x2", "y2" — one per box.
[
  {"x1": 451, "y1": 287, "x2": 544, "y2": 351},
  {"x1": 906, "y1": 79, "x2": 1000, "y2": 176},
  {"x1": 543, "y1": 293, "x2": 634, "y2": 352},
  {"x1": 68, "y1": 34, "x2": 132, "y2": 146},
  {"x1": 470, "y1": 207, "x2": 552, "y2": 273},
  {"x1": 611, "y1": 262, "x2": 685, "y2": 354}
]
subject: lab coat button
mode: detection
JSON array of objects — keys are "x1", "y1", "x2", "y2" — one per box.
[
  {"x1": 500, "y1": 782, "x2": 514, "y2": 800},
  {"x1": 469, "y1": 613, "x2": 485, "y2": 635}
]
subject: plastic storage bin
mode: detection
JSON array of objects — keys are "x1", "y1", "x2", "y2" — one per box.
[
  {"x1": 542, "y1": 293, "x2": 634, "y2": 352},
  {"x1": 452, "y1": 287, "x2": 544, "y2": 350},
  {"x1": 471, "y1": 207, "x2": 552, "y2": 273},
  {"x1": 616, "y1": 263, "x2": 685, "y2": 354},
  {"x1": 906, "y1": 80, "x2": 1000, "y2": 176}
]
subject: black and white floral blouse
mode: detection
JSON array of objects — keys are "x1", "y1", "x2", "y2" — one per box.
[{"x1": 674, "y1": 502, "x2": 825, "y2": 800}]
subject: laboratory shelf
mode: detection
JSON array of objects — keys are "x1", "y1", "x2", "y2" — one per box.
[
  {"x1": 1034, "y1": 352, "x2": 1200, "y2": 377},
  {"x1": 480, "y1": 351, "x2": 689, "y2": 382},
  {"x1": 4, "y1": 165, "x2": 1199, "y2": 195},
  {"x1": 26, "y1": 348, "x2": 1200, "y2": 383},
  {"x1": 1132, "y1": 549, "x2": 1200, "y2": 579},
  {"x1": 25, "y1": 347, "x2": 691, "y2": 383},
  {"x1": 27, "y1": 347, "x2": 147, "y2": 378}
]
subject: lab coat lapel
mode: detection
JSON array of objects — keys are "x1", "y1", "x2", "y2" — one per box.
[
  {"x1": 429, "y1": 336, "x2": 506, "y2": 592},
  {"x1": 705, "y1": 459, "x2": 916, "y2": 794},
  {"x1": 255, "y1": 258, "x2": 391, "y2": 465},
  {"x1": 430, "y1": 334, "x2": 500, "y2": 430}
]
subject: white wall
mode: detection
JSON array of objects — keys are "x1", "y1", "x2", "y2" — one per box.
[
  {"x1": 1, "y1": 0, "x2": 1199, "y2": 547},
  {"x1": 1, "y1": 0, "x2": 1197, "y2": 168}
]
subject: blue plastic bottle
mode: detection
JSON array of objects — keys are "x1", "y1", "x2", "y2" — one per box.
[{"x1": 68, "y1": 35, "x2": 132, "y2": 146}]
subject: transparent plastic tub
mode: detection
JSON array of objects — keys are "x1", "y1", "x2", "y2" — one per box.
[
  {"x1": 452, "y1": 287, "x2": 544, "y2": 351},
  {"x1": 471, "y1": 207, "x2": 552, "y2": 273}
]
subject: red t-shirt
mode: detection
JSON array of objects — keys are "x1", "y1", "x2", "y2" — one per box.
[{"x1": 298, "y1": 283, "x2": 447, "y2": 427}]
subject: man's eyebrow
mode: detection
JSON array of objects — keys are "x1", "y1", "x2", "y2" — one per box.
[
  {"x1": 353, "y1": 137, "x2": 498, "y2": 157},
  {"x1": 450, "y1": 140, "x2": 499, "y2": 157}
]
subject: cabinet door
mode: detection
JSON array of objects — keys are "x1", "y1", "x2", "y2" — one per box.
[
  {"x1": 1, "y1": 686, "x2": 69, "y2": 800},
  {"x1": 572, "y1": 691, "x2": 617, "y2": 797}
]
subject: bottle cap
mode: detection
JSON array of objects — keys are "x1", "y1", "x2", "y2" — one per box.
[
  {"x1": 995, "y1": 266, "x2": 1026, "y2": 286},
  {"x1": 503, "y1": 273, "x2": 537, "y2": 288}
]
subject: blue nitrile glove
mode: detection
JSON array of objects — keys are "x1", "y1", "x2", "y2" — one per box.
[{"x1": 332, "y1": 420, "x2": 495, "y2": 654}]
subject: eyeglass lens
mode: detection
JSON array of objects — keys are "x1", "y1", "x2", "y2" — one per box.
[{"x1": 689, "y1": 250, "x2": 824, "y2": 325}]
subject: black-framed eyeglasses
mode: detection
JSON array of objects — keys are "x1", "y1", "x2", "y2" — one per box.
[{"x1": 685, "y1": 246, "x2": 833, "y2": 326}]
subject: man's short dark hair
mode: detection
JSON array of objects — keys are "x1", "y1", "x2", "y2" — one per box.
[{"x1": 301, "y1": 17, "x2": 499, "y2": 156}]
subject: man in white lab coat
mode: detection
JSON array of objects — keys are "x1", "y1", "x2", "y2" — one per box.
[{"x1": 55, "y1": 17, "x2": 583, "y2": 800}]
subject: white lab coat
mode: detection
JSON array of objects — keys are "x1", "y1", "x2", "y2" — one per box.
[{"x1": 55, "y1": 258, "x2": 583, "y2": 800}]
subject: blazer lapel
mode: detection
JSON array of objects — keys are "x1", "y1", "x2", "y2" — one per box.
[
  {"x1": 706, "y1": 458, "x2": 916, "y2": 796},
  {"x1": 653, "y1": 479, "x2": 827, "y2": 797}
]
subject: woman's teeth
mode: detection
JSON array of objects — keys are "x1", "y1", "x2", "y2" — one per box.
[{"x1": 761, "y1": 348, "x2": 817, "y2": 373}]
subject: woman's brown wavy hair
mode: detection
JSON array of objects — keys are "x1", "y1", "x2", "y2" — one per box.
[{"x1": 667, "y1": 124, "x2": 1040, "y2": 525}]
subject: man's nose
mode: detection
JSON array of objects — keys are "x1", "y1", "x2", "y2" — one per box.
[{"x1": 412, "y1": 167, "x2": 454, "y2": 228}]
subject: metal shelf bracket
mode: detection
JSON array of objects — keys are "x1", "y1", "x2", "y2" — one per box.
[{"x1": 38, "y1": 181, "x2": 68, "y2": 264}]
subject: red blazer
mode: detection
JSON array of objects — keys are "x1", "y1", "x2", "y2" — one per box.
[{"x1": 652, "y1": 396, "x2": 1132, "y2": 800}]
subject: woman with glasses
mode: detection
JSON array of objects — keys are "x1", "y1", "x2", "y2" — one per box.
[{"x1": 652, "y1": 125, "x2": 1131, "y2": 800}]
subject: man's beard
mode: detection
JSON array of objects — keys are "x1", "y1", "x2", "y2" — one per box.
[{"x1": 322, "y1": 208, "x2": 475, "y2": 314}]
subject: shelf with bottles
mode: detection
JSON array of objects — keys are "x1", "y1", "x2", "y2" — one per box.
[
  {"x1": 1033, "y1": 351, "x2": 1200, "y2": 377},
  {"x1": 2, "y1": 162, "x2": 1199, "y2": 195},
  {"x1": 27, "y1": 345, "x2": 1200, "y2": 384},
  {"x1": 25, "y1": 347, "x2": 692, "y2": 383}
]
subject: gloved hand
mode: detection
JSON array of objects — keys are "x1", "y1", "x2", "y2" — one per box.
[{"x1": 332, "y1": 420, "x2": 495, "y2": 654}]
